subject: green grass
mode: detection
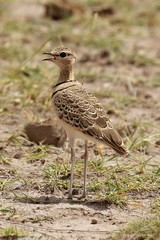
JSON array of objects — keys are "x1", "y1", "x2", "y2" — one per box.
[
  {"x1": 0, "y1": 1, "x2": 160, "y2": 238},
  {"x1": 127, "y1": 50, "x2": 157, "y2": 66},
  {"x1": 148, "y1": 72, "x2": 160, "y2": 87},
  {"x1": 151, "y1": 197, "x2": 160, "y2": 214},
  {"x1": 26, "y1": 144, "x2": 51, "y2": 163},
  {"x1": 93, "y1": 89, "x2": 113, "y2": 98},
  {"x1": 0, "y1": 153, "x2": 12, "y2": 165},
  {"x1": 0, "y1": 179, "x2": 12, "y2": 191},
  {"x1": 43, "y1": 153, "x2": 160, "y2": 206},
  {"x1": 44, "y1": 162, "x2": 70, "y2": 190},
  {"x1": 111, "y1": 217, "x2": 160, "y2": 240},
  {"x1": 0, "y1": 206, "x2": 16, "y2": 218},
  {"x1": 0, "y1": 226, "x2": 27, "y2": 239}
]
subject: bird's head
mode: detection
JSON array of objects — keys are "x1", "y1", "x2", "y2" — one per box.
[{"x1": 43, "y1": 47, "x2": 76, "y2": 67}]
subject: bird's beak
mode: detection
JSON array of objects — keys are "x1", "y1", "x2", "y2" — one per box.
[{"x1": 42, "y1": 52, "x2": 55, "y2": 61}]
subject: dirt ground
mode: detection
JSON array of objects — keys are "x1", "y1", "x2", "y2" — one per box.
[{"x1": 0, "y1": 1, "x2": 160, "y2": 239}]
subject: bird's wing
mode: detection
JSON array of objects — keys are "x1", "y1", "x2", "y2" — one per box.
[{"x1": 53, "y1": 84, "x2": 127, "y2": 155}]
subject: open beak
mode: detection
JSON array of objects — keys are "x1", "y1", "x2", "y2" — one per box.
[{"x1": 42, "y1": 52, "x2": 55, "y2": 61}]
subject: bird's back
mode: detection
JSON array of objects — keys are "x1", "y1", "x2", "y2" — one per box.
[{"x1": 52, "y1": 80, "x2": 128, "y2": 155}]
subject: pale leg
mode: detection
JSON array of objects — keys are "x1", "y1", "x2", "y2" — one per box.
[
  {"x1": 78, "y1": 141, "x2": 88, "y2": 199},
  {"x1": 68, "y1": 146, "x2": 75, "y2": 199}
]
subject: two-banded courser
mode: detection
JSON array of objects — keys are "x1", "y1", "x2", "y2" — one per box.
[{"x1": 43, "y1": 47, "x2": 129, "y2": 199}]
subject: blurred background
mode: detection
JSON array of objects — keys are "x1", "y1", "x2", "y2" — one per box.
[
  {"x1": 0, "y1": 0, "x2": 160, "y2": 126},
  {"x1": 1, "y1": 0, "x2": 160, "y2": 149},
  {"x1": 0, "y1": 1, "x2": 160, "y2": 239}
]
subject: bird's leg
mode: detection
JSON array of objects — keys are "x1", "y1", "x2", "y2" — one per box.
[
  {"x1": 68, "y1": 146, "x2": 75, "y2": 199},
  {"x1": 78, "y1": 140, "x2": 88, "y2": 199}
]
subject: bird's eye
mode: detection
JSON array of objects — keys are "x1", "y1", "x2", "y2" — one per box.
[{"x1": 60, "y1": 52, "x2": 66, "y2": 58}]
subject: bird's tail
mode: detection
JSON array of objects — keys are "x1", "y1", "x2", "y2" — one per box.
[{"x1": 101, "y1": 128, "x2": 129, "y2": 156}]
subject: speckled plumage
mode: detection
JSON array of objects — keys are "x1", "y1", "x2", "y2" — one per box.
[
  {"x1": 52, "y1": 80, "x2": 127, "y2": 155},
  {"x1": 43, "y1": 47, "x2": 129, "y2": 199}
]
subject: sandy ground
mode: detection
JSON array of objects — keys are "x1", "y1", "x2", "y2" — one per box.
[{"x1": 0, "y1": 1, "x2": 160, "y2": 239}]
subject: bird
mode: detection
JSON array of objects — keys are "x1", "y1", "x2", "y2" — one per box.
[{"x1": 43, "y1": 46, "x2": 129, "y2": 200}]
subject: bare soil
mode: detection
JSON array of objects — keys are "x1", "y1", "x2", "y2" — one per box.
[{"x1": 0, "y1": 1, "x2": 160, "y2": 239}]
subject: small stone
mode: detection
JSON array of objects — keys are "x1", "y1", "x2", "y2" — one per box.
[
  {"x1": 91, "y1": 219, "x2": 98, "y2": 224},
  {"x1": 14, "y1": 152, "x2": 22, "y2": 159},
  {"x1": 107, "y1": 109, "x2": 115, "y2": 115},
  {"x1": 24, "y1": 121, "x2": 67, "y2": 147},
  {"x1": 72, "y1": 188, "x2": 79, "y2": 195},
  {"x1": 44, "y1": 1, "x2": 84, "y2": 20},
  {"x1": 0, "y1": 146, "x2": 4, "y2": 151},
  {"x1": 155, "y1": 140, "x2": 160, "y2": 146},
  {"x1": 99, "y1": 50, "x2": 110, "y2": 58},
  {"x1": 40, "y1": 159, "x2": 45, "y2": 165},
  {"x1": 92, "y1": 5, "x2": 115, "y2": 16}
]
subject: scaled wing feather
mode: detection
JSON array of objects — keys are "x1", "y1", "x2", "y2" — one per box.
[{"x1": 53, "y1": 84, "x2": 127, "y2": 155}]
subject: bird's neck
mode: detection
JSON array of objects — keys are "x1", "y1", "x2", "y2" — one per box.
[{"x1": 58, "y1": 64, "x2": 74, "y2": 82}]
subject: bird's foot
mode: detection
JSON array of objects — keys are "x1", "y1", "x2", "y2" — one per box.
[
  {"x1": 68, "y1": 188, "x2": 79, "y2": 200},
  {"x1": 77, "y1": 192, "x2": 86, "y2": 200},
  {"x1": 67, "y1": 189, "x2": 86, "y2": 200},
  {"x1": 68, "y1": 192, "x2": 73, "y2": 200}
]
